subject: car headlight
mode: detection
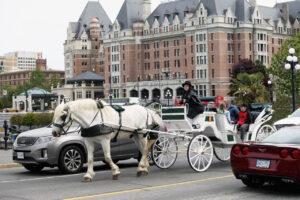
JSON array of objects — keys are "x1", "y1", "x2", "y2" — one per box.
[{"x1": 35, "y1": 136, "x2": 55, "y2": 144}]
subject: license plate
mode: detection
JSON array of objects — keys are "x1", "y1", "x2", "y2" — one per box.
[
  {"x1": 17, "y1": 152, "x2": 24, "y2": 159},
  {"x1": 256, "y1": 159, "x2": 270, "y2": 169}
]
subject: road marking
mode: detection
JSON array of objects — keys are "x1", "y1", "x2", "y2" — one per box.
[
  {"x1": 64, "y1": 174, "x2": 234, "y2": 200},
  {"x1": 0, "y1": 163, "x2": 21, "y2": 169}
]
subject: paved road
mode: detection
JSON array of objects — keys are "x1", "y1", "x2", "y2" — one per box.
[{"x1": 0, "y1": 156, "x2": 300, "y2": 200}]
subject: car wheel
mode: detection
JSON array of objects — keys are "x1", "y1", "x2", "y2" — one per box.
[
  {"x1": 58, "y1": 145, "x2": 84, "y2": 174},
  {"x1": 22, "y1": 164, "x2": 44, "y2": 173},
  {"x1": 241, "y1": 177, "x2": 264, "y2": 188}
]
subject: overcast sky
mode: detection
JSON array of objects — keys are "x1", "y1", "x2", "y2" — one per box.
[{"x1": 0, "y1": 0, "x2": 290, "y2": 70}]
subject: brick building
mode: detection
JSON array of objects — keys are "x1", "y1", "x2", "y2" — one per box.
[
  {"x1": 0, "y1": 70, "x2": 64, "y2": 87},
  {"x1": 65, "y1": 0, "x2": 300, "y2": 101}
]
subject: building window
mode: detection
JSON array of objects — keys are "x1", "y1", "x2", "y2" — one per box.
[
  {"x1": 86, "y1": 91, "x2": 92, "y2": 98},
  {"x1": 211, "y1": 85, "x2": 216, "y2": 96},
  {"x1": 212, "y1": 69, "x2": 215, "y2": 78},
  {"x1": 77, "y1": 92, "x2": 82, "y2": 99},
  {"x1": 211, "y1": 55, "x2": 214, "y2": 64}
]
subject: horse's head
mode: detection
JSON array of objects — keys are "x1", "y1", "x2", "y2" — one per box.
[{"x1": 52, "y1": 103, "x2": 73, "y2": 137}]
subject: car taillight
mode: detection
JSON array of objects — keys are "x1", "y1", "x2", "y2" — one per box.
[
  {"x1": 232, "y1": 146, "x2": 241, "y2": 155},
  {"x1": 280, "y1": 149, "x2": 289, "y2": 158},
  {"x1": 242, "y1": 147, "x2": 249, "y2": 155},
  {"x1": 291, "y1": 149, "x2": 300, "y2": 159}
]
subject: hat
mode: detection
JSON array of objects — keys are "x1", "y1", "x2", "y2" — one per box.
[{"x1": 182, "y1": 80, "x2": 192, "y2": 88}]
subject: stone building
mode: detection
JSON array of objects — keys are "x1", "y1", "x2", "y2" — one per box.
[
  {"x1": 0, "y1": 69, "x2": 64, "y2": 88},
  {"x1": 65, "y1": 0, "x2": 300, "y2": 101},
  {"x1": 51, "y1": 71, "x2": 104, "y2": 103},
  {"x1": 64, "y1": 1, "x2": 112, "y2": 79}
]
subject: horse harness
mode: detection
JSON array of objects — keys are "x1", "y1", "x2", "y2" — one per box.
[{"x1": 81, "y1": 103, "x2": 153, "y2": 141}]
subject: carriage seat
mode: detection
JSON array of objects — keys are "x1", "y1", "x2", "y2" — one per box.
[
  {"x1": 111, "y1": 105, "x2": 125, "y2": 113},
  {"x1": 215, "y1": 114, "x2": 231, "y2": 132}
]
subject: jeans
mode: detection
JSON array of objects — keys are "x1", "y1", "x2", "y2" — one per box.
[{"x1": 237, "y1": 124, "x2": 249, "y2": 141}]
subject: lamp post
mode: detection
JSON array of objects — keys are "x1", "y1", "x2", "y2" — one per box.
[
  {"x1": 267, "y1": 80, "x2": 273, "y2": 104},
  {"x1": 285, "y1": 48, "x2": 300, "y2": 111},
  {"x1": 165, "y1": 89, "x2": 172, "y2": 107}
]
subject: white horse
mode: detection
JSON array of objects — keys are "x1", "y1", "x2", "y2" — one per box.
[{"x1": 52, "y1": 99, "x2": 164, "y2": 182}]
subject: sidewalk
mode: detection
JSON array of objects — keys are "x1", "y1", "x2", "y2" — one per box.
[{"x1": 0, "y1": 149, "x2": 20, "y2": 169}]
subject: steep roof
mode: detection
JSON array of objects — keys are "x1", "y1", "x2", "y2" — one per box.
[
  {"x1": 75, "y1": 1, "x2": 112, "y2": 38},
  {"x1": 68, "y1": 71, "x2": 104, "y2": 83},
  {"x1": 116, "y1": 0, "x2": 145, "y2": 30},
  {"x1": 147, "y1": 0, "x2": 200, "y2": 25},
  {"x1": 276, "y1": 0, "x2": 300, "y2": 20},
  {"x1": 19, "y1": 87, "x2": 53, "y2": 96}
]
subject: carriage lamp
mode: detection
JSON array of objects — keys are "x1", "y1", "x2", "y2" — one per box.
[{"x1": 285, "y1": 48, "x2": 300, "y2": 111}]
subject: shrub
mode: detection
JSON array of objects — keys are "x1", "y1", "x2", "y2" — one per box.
[
  {"x1": 10, "y1": 115, "x2": 24, "y2": 128},
  {"x1": 10, "y1": 113, "x2": 54, "y2": 129}
]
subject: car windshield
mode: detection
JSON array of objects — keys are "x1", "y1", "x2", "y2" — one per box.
[
  {"x1": 263, "y1": 127, "x2": 300, "y2": 144},
  {"x1": 290, "y1": 109, "x2": 300, "y2": 117}
]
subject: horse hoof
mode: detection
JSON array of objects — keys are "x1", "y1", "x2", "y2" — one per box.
[
  {"x1": 137, "y1": 171, "x2": 148, "y2": 177},
  {"x1": 112, "y1": 174, "x2": 119, "y2": 180},
  {"x1": 83, "y1": 177, "x2": 92, "y2": 182}
]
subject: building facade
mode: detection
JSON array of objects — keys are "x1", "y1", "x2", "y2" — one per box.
[
  {"x1": 65, "y1": 0, "x2": 300, "y2": 102},
  {"x1": 3, "y1": 51, "x2": 43, "y2": 72},
  {"x1": 0, "y1": 56, "x2": 4, "y2": 72},
  {"x1": 0, "y1": 70, "x2": 64, "y2": 87},
  {"x1": 63, "y1": 1, "x2": 112, "y2": 79}
]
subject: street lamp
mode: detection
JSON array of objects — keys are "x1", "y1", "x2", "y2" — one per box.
[
  {"x1": 165, "y1": 89, "x2": 172, "y2": 107},
  {"x1": 285, "y1": 48, "x2": 300, "y2": 111},
  {"x1": 267, "y1": 80, "x2": 273, "y2": 104}
]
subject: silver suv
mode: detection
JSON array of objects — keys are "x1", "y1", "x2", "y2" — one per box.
[{"x1": 13, "y1": 123, "x2": 140, "y2": 174}]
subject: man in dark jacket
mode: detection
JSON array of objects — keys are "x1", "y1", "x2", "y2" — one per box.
[{"x1": 182, "y1": 81, "x2": 204, "y2": 120}]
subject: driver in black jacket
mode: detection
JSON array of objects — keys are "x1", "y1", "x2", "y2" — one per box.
[{"x1": 181, "y1": 81, "x2": 204, "y2": 124}]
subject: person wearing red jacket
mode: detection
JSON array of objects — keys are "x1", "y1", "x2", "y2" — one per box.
[{"x1": 237, "y1": 104, "x2": 251, "y2": 142}]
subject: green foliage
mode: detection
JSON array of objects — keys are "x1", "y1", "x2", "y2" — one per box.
[
  {"x1": 34, "y1": 113, "x2": 54, "y2": 126},
  {"x1": 22, "y1": 113, "x2": 35, "y2": 128},
  {"x1": 230, "y1": 73, "x2": 268, "y2": 105},
  {"x1": 10, "y1": 115, "x2": 24, "y2": 128},
  {"x1": 10, "y1": 113, "x2": 54, "y2": 128},
  {"x1": 268, "y1": 33, "x2": 300, "y2": 105},
  {"x1": 267, "y1": 33, "x2": 300, "y2": 119},
  {"x1": 29, "y1": 69, "x2": 46, "y2": 89}
]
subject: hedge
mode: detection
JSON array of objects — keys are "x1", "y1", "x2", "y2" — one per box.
[{"x1": 10, "y1": 113, "x2": 54, "y2": 128}]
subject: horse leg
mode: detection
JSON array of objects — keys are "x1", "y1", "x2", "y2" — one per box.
[
  {"x1": 133, "y1": 134, "x2": 149, "y2": 177},
  {"x1": 83, "y1": 138, "x2": 95, "y2": 182},
  {"x1": 100, "y1": 138, "x2": 120, "y2": 180}
]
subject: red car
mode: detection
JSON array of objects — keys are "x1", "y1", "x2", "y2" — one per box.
[{"x1": 231, "y1": 126, "x2": 300, "y2": 187}]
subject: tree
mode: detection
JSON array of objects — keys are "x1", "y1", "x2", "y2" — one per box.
[
  {"x1": 230, "y1": 73, "x2": 268, "y2": 105},
  {"x1": 268, "y1": 34, "x2": 300, "y2": 98},
  {"x1": 29, "y1": 69, "x2": 46, "y2": 89},
  {"x1": 232, "y1": 59, "x2": 267, "y2": 78}
]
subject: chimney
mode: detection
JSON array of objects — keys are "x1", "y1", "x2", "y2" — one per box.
[
  {"x1": 249, "y1": 0, "x2": 256, "y2": 7},
  {"x1": 142, "y1": 0, "x2": 151, "y2": 20},
  {"x1": 282, "y1": 3, "x2": 289, "y2": 22}
]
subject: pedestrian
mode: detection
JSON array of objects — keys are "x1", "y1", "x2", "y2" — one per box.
[
  {"x1": 237, "y1": 104, "x2": 251, "y2": 142},
  {"x1": 228, "y1": 101, "x2": 239, "y2": 123},
  {"x1": 181, "y1": 81, "x2": 204, "y2": 124}
]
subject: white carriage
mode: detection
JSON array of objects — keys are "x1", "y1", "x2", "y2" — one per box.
[{"x1": 150, "y1": 106, "x2": 275, "y2": 172}]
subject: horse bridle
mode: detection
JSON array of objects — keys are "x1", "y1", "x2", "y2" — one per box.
[{"x1": 53, "y1": 110, "x2": 73, "y2": 135}]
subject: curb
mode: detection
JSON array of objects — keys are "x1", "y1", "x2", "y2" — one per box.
[{"x1": 0, "y1": 163, "x2": 21, "y2": 169}]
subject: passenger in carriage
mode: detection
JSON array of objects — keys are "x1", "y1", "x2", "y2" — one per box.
[
  {"x1": 237, "y1": 104, "x2": 251, "y2": 142},
  {"x1": 181, "y1": 81, "x2": 205, "y2": 124}
]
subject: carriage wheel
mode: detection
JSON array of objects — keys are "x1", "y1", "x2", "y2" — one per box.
[
  {"x1": 187, "y1": 135, "x2": 213, "y2": 172},
  {"x1": 255, "y1": 125, "x2": 276, "y2": 142},
  {"x1": 213, "y1": 146, "x2": 231, "y2": 162},
  {"x1": 151, "y1": 136, "x2": 178, "y2": 169}
]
